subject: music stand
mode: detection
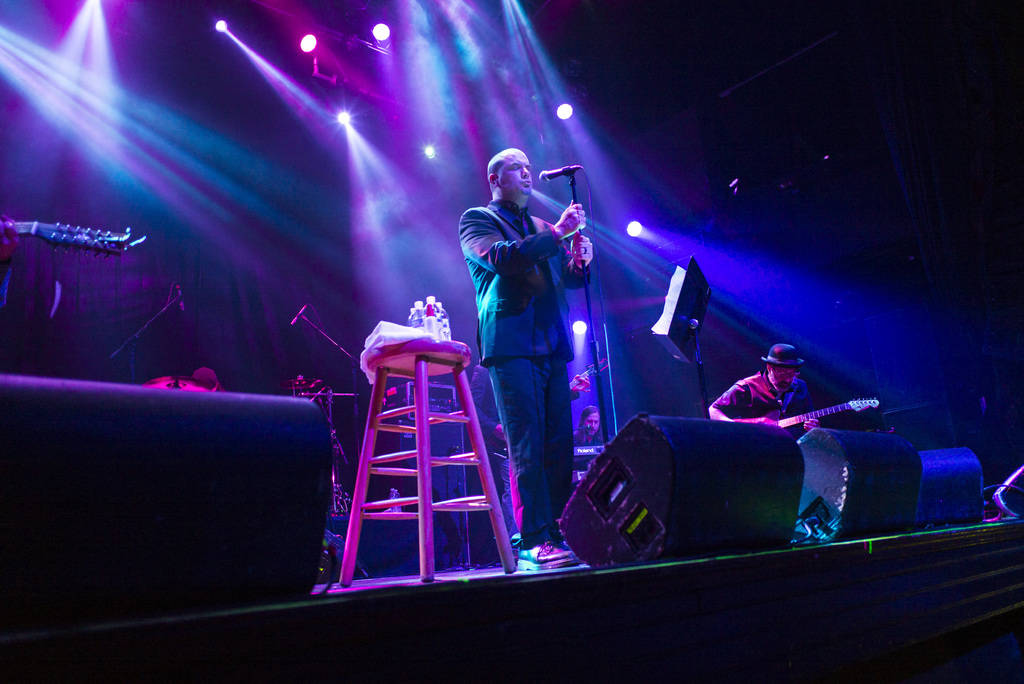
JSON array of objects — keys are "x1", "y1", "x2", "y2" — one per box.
[{"x1": 651, "y1": 256, "x2": 713, "y2": 417}]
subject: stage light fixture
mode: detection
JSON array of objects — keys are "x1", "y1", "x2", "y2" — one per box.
[
  {"x1": 423, "y1": 145, "x2": 437, "y2": 159},
  {"x1": 372, "y1": 23, "x2": 391, "y2": 43},
  {"x1": 336, "y1": 111, "x2": 352, "y2": 127},
  {"x1": 300, "y1": 34, "x2": 317, "y2": 53},
  {"x1": 573, "y1": 320, "x2": 587, "y2": 335},
  {"x1": 626, "y1": 221, "x2": 643, "y2": 237},
  {"x1": 215, "y1": 20, "x2": 227, "y2": 33},
  {"x1": 556, "y1": 103, "x2": 574, "y2": 120}
]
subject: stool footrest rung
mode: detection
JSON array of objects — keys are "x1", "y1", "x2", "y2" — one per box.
[
  {"x1": 429, "y1": 411, "x2": 469, "y2": 424},
  {"x1": 371, "y1": 449, "x2": 418, "y2": 464},
  {"x1": 372, "y1": 411, "x2": 471, "y2": 431},
  {"x1": 369, "y1": 467, "x2": 418, "y2": 476},
  {"x1": 434, "y1": 495, "x2": 491, "y2": 512},
  {"x1": 431, "y1": 453, "x2": 480, "y2": 466},
  {"x1": 363, "y1": 511, "x2": 419, "y2": 520},
  {"x1": 377, "y1": 423, "x2": 416, "y2": 434},
  {"x1": 363, "y1": 496, "x2": 419, "y2": 510},
  {"x1": 377, "y1": 405, "x2": 416, "y2": 420}
]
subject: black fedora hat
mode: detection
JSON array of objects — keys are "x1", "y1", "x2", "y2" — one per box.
[{"x1": 761, "y1": 343, "x2": 804, "y2": 367}]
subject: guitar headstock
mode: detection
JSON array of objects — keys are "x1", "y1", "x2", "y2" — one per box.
[
  {"x1": 18, "y1": 221, "x2": 146, "y2": 256},
  {"x1": 849, "y1": 398, "x2": 880, "y2": 412}
]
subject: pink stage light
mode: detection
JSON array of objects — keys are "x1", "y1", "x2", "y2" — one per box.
[
  {"x1": 215, "y1": 20, "x2": 227, "y2": 33},
  {"x1": 556, "y1": 103, "x2": 573, "y2": 120},
  {"x1": 372, "y1": 23, "x2": 391, "y2": 43},
  {"x1": 300, "y1": 34, "x2": 317, "y2": 53}
]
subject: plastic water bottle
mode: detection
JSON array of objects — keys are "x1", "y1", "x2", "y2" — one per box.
[
  {"x1": 423, "y1": 296, "x2": 440, "y2": 340},
  {"x1": 435, "y1": 300, "x2": 451, "y2": 341},
  {"x1": 408, "y1": 300, "x2": 425, "y2": 329}
]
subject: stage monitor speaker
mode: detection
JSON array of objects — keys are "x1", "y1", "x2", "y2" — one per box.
[
  {"x1": 560, "y1": 414, "x2": 804, "y2": 567},
  {"x1": 916, "y1": 448, "x2": 983, "y2": 525},
  {"x1": 795, "y1": 430, "x2": 982, "y2": 543},
  {"x1": 0, "y1": 374, "x2": 332, "y2": 627}
]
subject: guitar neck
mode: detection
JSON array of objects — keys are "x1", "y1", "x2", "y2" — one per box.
[
  {"x1": 579, "y1": 358, "x2": 609, "y2": 381},
  {"x1": 14, "y1": 221, "x2": 41, "y2": 236},
  {"x1": 778, "y1": 402, "x2": 852, "y2": 429},
  {"x1": 13, "y1": 220, "x2": 144, "y2": 256}
]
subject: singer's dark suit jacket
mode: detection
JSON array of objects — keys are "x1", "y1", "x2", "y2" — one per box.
[{"x1": 459, "y1": 201, "x2": 584, "y2": 365}]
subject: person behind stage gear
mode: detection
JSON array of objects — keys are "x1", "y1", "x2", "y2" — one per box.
[
  {"x1": 708, "y1": 343, "x2": 820, "y2": 436},
  {"x1": 459, "y1": 147, "x2": 593, "y2": 571},
  {"x1": 573, "y1": 405, "x2": 602, "y2": 446}
]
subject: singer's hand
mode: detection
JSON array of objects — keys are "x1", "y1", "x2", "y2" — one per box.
[
  {"x1": 1, "y1": 215, "x2": 18, "y2": 262},
  {"x1": 572, "y1": 233, "x2": 593, "y2": 269},
  {"x1": 552, "y1": 203, "x2": 585, "y2": 241}
]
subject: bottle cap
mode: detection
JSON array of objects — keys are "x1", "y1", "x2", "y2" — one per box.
[
  {"x1": 414, "y1": 300, "x2": 424, "y2": 308},
  {"x1": 426, "y1": 295, "x2": 436, "y2": 305}
]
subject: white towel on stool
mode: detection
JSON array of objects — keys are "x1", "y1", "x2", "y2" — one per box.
[{"x1": 359, "y1": 321, "x2": 433, "y2": 384}]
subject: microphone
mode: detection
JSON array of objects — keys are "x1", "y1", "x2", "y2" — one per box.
[
  {"x1": 538, "y1": 164, "x2": 583, "y2": 181},
  {"x1": 290, "y1": 304, "x2": 308, "y2": 326}
]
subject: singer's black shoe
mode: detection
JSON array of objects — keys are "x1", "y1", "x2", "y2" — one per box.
[{"x1": 517, "y1": 541, "x2": 579, "y2": 571}]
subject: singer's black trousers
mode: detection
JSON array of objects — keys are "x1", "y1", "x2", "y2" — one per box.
[{"x1": 488, "y1": 356, "x2": 574, "y2": 550}]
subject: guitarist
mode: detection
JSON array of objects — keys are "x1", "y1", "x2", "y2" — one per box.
[
  {"x1": 0, "y1": 214, "x2": 18, "y2": 308},
  {"x1": 708, "y1": 343, "x2": 820, "y2": 436}
]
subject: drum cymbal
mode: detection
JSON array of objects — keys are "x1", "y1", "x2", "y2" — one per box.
[
  {"x1": 282, "y1": 376, "x2": 323, "y2": 391},
  {"x1": 143, "y1": 375, "x2": 216, "y2": 391}
]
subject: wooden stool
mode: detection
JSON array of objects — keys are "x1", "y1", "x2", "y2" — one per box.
[{"x1": 340, "y1": 338, "x2": 516, "y2": 585}]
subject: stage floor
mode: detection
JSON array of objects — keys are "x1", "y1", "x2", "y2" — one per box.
[{"x1": 5, "y1": 521, "x2": 1024, "y2": 680}]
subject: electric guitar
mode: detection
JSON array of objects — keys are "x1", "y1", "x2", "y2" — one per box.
[
  {"x1": 13, "y1": 221, "x2": 146, "y2": 256},
  {"x1": 736, "y1": 398, "x2": 879, "y2": 428},
  {"x1": 778, "y1": 398, "x2": 879, "y2": 428}
]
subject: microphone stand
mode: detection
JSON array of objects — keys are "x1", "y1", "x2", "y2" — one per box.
[
  {"x1": 293, "y1": 310, "x2": 362, "y2": 457},
  {"x1": 109, "y1": 288, "x2": 183, "y2": 384},
  {"x1": 567, "y1": 172, "x2": 612, "y2": 443}
]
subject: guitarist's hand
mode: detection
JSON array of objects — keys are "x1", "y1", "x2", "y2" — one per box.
[
  {"x1": 569, "y1": 374, "x2": 591, "y2": 393},
  {"x1": 0, "y1": 215, "x2": 17, "y2": 262},
  {"x1": 803, "y1": 418, "x2": 820, "y2": 431}
]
